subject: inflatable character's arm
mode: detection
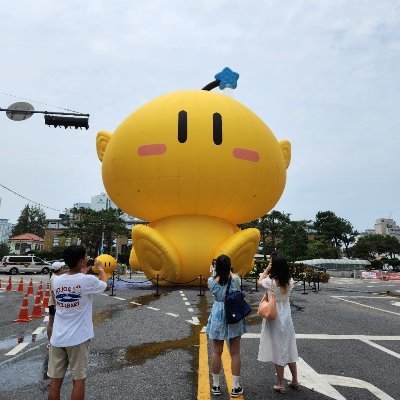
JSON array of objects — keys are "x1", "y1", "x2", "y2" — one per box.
[
  {"x1": 132, "y1": 225, "x2": 181, "y2": 285},
  {"x1": 215, "y1": 228, "x2": 260, "y2": 277}
]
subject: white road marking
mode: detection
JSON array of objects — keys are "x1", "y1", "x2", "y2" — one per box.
[
  {"x1": 186, "y1": 316, "x2": 200, "y2": 325},
  {"x1": 43, "y1": 316, "x2": 49, "y2": 322},
  {"x1": 336, "y1": 296, "x2": 396, "y2": 299},
  {"x1": 114, "y1": 296, "x2": 126, "y2": 301},
  {"x1": 183, "y1": 297, "x2": 188, "y2": 301},
  {"x1": 147, "y1": 306, "x2": 160, "y2": 311},
  {"x1": 166, "y1": 313, "x2": 179, "y2": 317},
  {"x1": 130, "y1": 301, "x2": 142, "y2": 306},
  {"x1": 324, "y1": 374, "x2": 396, "y2": 400},
  {"x1": 332, "y1": 296, "x2": 400, "y2": 316},
  {"x1": 286, "y1": 358, "x2": 396, "y2": 400},
  {"x1": 360, "y1": 339, "x2": 400, "y2": 360},
  {"x1": 187, "y1": 308, "x2": 194, "y2": 312},
  {"x1": 285, "y1": 357, "x2": 346, "y2": 400},
  {"x1": 184, "y1": 301, "x2": 190, "y2": 305},
  {"x1": 5, "y1": 342, "x2": 30, "y2": 356},
  {"x1": 242, "y1": 333, "x2": 400, "y2": 341},
  {"x1": 32, "y1": 327, "x2": 45, "y2": 335},
  {"x1": 101, "y1": 293, "x2": 108, "y2": 296},
  {"x1": 391, "y1": 301, "x2": 400, "y2": 307},
  {"x1": 179, "y1": 290, "x2": 183, "y2": 293}
]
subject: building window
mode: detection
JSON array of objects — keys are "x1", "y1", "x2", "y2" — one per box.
[
  {"x1": 65, "y1": 237, "x2": 72, "y2": 246},
  {"x1": 15, "y1": 243, "x2": 20, "y2": 250},
  {"x1": 53, "y1": 237, "x2": 60, "y2": 247}
]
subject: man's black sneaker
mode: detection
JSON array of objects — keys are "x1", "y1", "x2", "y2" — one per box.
[
  {"x1": 231, "y1": 386, "x2": 244, "y2": 397},
  {"x1": 212, "y1": 386, "x2": 222, "y2": 396}
]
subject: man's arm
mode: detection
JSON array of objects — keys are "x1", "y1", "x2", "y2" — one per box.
[{"x1": 95, "y1": 260, "x2": 110, "y2": 291}]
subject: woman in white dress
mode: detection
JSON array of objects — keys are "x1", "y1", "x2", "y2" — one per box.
[{"x1": 257, "y1": 256, "x2": 300, "y2": 394}]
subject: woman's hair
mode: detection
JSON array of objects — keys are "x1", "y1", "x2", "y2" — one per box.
[
  {"x1": 215, "y1": 254, "x2": 231, "y2": 285},
  {"x1": 269, "y1": 256, "x2": 291, "y2": 292}
]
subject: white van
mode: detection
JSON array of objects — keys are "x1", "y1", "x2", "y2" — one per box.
[{"x1": 0, "y1": 255, "x2": 51, "y2": 275}]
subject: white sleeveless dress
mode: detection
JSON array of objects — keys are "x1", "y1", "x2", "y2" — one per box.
[{"x1": 257, "y1": 277, "x2": 298, "y2": 366}]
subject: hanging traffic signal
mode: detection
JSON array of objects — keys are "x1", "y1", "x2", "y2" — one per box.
[{"x1": 44, "y1": 115, "x2": 89, "y2": 129}]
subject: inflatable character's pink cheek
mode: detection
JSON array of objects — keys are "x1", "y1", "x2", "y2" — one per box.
[{"x1": 137, "y1": 144, "x2": 167, "y2": 156}]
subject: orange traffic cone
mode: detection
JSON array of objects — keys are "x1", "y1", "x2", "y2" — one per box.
[
  {"x1": 5, "y1": 276, "x2": 13, "y2": 292},
  {"x1": 41, "y1": 286, "x2": 50, "y2": 309},
  {"x1": 26, "y1": 279, "x2": 34, "y2": 296},
  {"x1": 17, "y1": 277, "x2": 24, "y2": 292},
  {"x1": 37, "y1": 282, "x2": 43, "y2": 301},
  {"x1": 14, "y1": 294, "x2": 31, "y2": 322},
  {"x1": 29, "y1": 294, "x2": 44, "y2": 318}
]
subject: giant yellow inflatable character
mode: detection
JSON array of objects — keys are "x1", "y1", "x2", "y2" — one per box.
[{"x1": 96, "y1": 71, "x2": 291, "y2": 285}]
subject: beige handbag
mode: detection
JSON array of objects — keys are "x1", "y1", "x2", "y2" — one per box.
[{"x1": 257, "y1": 281, "x2": 277, "y2": 320}]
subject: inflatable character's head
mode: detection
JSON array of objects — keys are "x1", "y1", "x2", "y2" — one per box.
[
  {"x1": 93, "y1": 254, "x2": 117, "y2": 279},
  {"x1": 97, "y1": 69, "x2": 291, "y2": 224}
]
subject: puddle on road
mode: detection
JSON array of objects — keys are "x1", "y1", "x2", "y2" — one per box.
[{"x1": 93, "y1": 292, "x2": 167, "y2": 326}]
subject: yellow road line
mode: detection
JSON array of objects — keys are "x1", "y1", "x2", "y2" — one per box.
[
  {"x1": 221, "y1": 341, "x2": 245, "y2": 399},
  {"x1": 198, "y1": 332, "x2": 211, "y2": 400}
]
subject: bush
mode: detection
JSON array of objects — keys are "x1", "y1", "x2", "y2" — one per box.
[{"x1": 319, "y1": 272, "x2": 330, "y2": 283}]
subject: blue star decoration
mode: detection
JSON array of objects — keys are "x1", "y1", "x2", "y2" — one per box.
[{"x1": 215, "y1": 67, "x2": 240, "y2": 90}]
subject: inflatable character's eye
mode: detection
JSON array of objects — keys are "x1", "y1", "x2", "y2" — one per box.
[
  {"x1": 213, "y1": 113, "x2": 222, "y2": 145},
  {"x1": 178, "y1": 110, "x2": 187, "y2": 143}
]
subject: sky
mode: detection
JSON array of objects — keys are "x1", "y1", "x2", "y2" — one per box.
[{"x1": 0, "y1": 0, "x2": 399, "y2": 232}]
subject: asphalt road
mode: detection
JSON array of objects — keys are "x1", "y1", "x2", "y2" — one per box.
[{"x1": 0, "y1": 273, "x2": 399, "y2": 400}]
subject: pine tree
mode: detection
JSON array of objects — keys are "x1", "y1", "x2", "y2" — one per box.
[{"x1": 11, "y1": 204, "x2": 47, "y2": 237}]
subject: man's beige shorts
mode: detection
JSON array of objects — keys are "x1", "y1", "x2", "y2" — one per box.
[{"x1": 47, "y1": 340, "x2": 90, "y2": 380}]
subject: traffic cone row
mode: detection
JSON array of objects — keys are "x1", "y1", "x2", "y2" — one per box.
[
  {"x1": 17, "y1": 277, "x2": 24, "y2": 292},
  {"x1": 29, "y1": 294, "x2": 44, "y2": 319},
  {"x1": 13, "y1": 294, "x2": 31, "y2": 323},
  {"x1": 41, "y1": 284, "x2": 50, "y2": 309},
  {"x1": 37, "y1": 281, "x2": 43, "y2": 301},
  {"x1": 12, "y1": 279, "x2": 51, "y2": 323},
  {"x1": 5, "y1": 276, "x2": 13, "y2": 292},
  {"x1": 26, "y1": 279, "x2": 34, "y2": 296}
]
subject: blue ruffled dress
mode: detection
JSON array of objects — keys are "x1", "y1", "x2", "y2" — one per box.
[{"x1": 205, "y1": 277, "x2": 248, "y2": 340}]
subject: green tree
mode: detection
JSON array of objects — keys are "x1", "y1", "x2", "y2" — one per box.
[
  {"x1": 0, "y1": 243, "x2": 10, "y2": 258},
  {"x1": 278, "y1": 220, "x2": 309, "y2": 262},
  {"x1": 306, "y1": 239, "x2": 337, "y2": 259},
  {"x1": 240, "y1": 210, "x2": 291, "y2": 259},
  {"x1": 11, "y1": 204, "x2": 47, "y2": 237},
  {"x1": 351, "y1": 234, "x2": 400, "y2": 261},
  {"x1": 62, "y1": 208, "x2": 128, "y2": 257},
  {"x1": 314, "y1": 211, "x2": 356, "y2": 258}
]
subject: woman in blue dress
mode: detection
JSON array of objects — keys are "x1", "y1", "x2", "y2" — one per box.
[{"x1": 205, "y1": 254, "x2": 247, "y2": 397}]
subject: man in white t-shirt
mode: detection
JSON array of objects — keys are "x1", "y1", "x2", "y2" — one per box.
[{"x1": 47, "y1": 245, "x2": 109, "y2": 400}]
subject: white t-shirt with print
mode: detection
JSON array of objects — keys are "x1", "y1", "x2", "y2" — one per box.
[{"x1": 50, "y1": 273, "x2": 107, "y2": 347}]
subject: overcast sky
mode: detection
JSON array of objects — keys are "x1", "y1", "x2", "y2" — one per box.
[{"x1": 1, "y1": 0, "x2": 399, "y2": 232}]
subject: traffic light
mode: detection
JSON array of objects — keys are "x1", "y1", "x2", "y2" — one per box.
[{"x1": 44, "y1": 115, "x2": 89, "y2": 130}]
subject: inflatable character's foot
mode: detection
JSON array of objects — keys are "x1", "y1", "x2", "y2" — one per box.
[
  {"x1": 132, "y1": 225, "x2": 181, "y2": 285},
  {"x1": 216, "y1": 228, "x2": 260, "y2": 276},
  {"x1": 129, "y1": 248, "x2": 140, "y2": 270}
]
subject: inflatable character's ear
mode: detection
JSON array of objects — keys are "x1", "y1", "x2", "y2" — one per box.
[
  {"x1": 279, "y1": 140, "x2": 291, "y2": 169},
  {"x1": 96, "y1": 131, "x2": 112, "y2": 161}
]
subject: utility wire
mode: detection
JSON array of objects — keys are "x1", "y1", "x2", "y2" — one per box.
[
  {"x1": 0, "y1": 90, "x2": 81, "y2": 114},
  {"x1": 0, "y1": 183, "x2": 63, "y2": 212}
]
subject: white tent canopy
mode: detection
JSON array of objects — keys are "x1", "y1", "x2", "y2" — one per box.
[{"x1": 294, "y1": 259, "x2": 370, "y2": 271}]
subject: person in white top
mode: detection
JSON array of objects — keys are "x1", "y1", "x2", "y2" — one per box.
[
  {"x1": 257, "y1": 256, "x2": 300, "y2": 394},
  {"x1": 47, "y1": 245, "x2": 109, "y2": 400}
]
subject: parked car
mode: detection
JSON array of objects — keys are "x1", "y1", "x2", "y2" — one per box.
[{"x1": 0, "y1": 255, "x2": 51, "y2": 275}]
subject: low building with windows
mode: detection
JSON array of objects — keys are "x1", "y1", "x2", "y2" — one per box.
[
  {"x1": 43, "y1": 219, "x2": 75, "y2": 251},
  {"x1": 9, "y1": 233, "x2": 44, "y2": 254}
]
